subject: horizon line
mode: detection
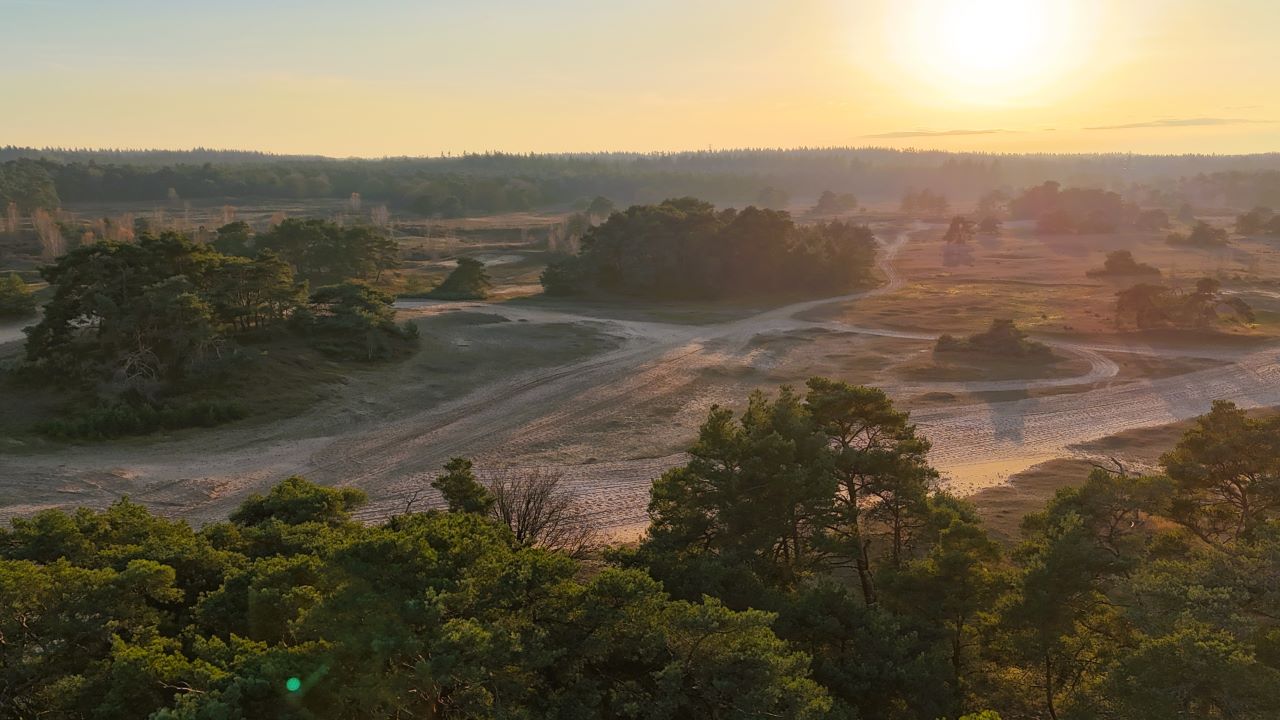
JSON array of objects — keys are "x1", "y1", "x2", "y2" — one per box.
[{"x1": 6, "y1": 144, "x2": 1280, "y2": 162}]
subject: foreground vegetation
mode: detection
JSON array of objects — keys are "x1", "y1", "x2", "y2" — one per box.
[{"x1": 4, "y1": 380, "x2": 1278, "y2": 719}]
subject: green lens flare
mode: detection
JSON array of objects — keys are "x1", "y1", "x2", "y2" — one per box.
[{"x1": 286, "y1": 677, "x2": 302, "y2": 693}]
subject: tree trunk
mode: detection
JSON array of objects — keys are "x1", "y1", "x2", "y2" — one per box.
[
  {"x1": 855, "y1": 534, "x2": 877, "y2": 606},
  {"x1": 1044, "y1": 652, "x2": 1059, "y2": 720}
]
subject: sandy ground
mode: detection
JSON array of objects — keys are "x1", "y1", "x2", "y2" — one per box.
[
  {"x1": 0, "y1": 320, "x2": 29, "y2": 346},
  {"x1": 2, "y1": 222, "x2": 1278, "y2": 542}
]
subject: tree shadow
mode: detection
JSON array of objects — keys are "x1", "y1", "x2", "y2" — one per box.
[
  {"x1": 942, "y1": 243, "x2": 975, "y2": 267},
  {"x1": 976, "y1": 232, "x2": 1003, "y2": 251},
  {"x1": 985, "y1": 388, "x2": 1031, "y2": 445}
]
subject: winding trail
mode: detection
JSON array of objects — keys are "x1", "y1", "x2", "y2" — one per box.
[{"x1": 2, "y1": 225, "x2": 1278, "y2": 536}]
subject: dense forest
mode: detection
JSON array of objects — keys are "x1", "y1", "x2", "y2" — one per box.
[
  {"x1": 3, "y1": 383, "x2": 1277, "y2": 719},
  {"x1": 540, "y1": 198, "x2": 878, "y2": 299},
  {"x1": 5, "y1": 148, "x2": 1280, "y2": 216}
]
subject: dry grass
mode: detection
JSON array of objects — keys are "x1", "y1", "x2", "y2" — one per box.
[
  {"x1": 894, "y1": 349, "x2": 1090, "y2": 383},
  {"x1": 971, "y1": 407, "x2": 1280, "y2": 544},
  {"x1": 806, "y1": 224, "x2": 1280, "y2": 340},
  {"x1": 971, "y1": 458, "x2": 1096, "y2": 544}
]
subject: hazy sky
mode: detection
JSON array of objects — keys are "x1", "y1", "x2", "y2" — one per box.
[{"x1": 2, "y1": 0, "x2": 1276, "y2": 156}]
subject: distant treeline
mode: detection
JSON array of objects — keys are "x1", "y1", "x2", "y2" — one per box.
[
  {"x1": 6, "y1": 147, "x2": 1280, "y2": 217},
  {"x1": 541, "y1": 198, "x2": 878, "y2": 299}
]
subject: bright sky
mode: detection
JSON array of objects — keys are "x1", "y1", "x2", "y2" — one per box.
[{"x1": 1, "y1": 0, "x2": 1276, "y2": 156}]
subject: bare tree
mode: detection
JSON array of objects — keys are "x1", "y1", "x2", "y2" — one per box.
[
  {"x1": 114, "y1": 213, "x2": 136, "y2": 243},
  {"x1": 486, "y1": 469, "x2": 598, "y2": 558},
  {"x1": 32, "y1": 209, "x2": 65, "y2": 260},
  {"x1": 4, "y1": 202, "x2": 17, "y2": 234}
]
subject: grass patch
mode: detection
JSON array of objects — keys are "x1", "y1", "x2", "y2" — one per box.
[
  {"x1": 972, "y1": 407, "x2": 1280, "y2": 544},
  {"x1": 972, "y1": 458, "x2": 1096, "y2": 544}
]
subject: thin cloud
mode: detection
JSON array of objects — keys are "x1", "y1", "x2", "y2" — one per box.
[
  {"x1": 864, "y1": 129, "x2": 1006, "y2": 139},
  {"x1": 1086, "y1": 117, "x2": 1275, "y2": 131}
]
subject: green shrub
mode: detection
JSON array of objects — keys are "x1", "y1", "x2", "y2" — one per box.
[
  {"x1": 296, "y1": 282, "x2": 418, "y2": 361},
  {"x1": 935, "y1": 319, "x2": 1052, "y2": 358},
  {"x1": 429, "y1": 257, "x2": 492, "y2": 300},
  {"x1": 36, "y1": 400, "x2": 247, "y2": 440},
  {"x1": 0, "y1": 272, "x2": 36, "y2": 318}
]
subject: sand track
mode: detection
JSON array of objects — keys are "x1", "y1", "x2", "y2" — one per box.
[{"x1": 3, "y1": 224, "x2": 1278, "y2": 536}]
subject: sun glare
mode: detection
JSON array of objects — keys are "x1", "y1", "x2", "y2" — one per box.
[{"x1": 889, "y1": 0, "x2": 1084, "y2": 105}]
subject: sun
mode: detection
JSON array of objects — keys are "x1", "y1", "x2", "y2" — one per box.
[{"x1": 888, "y1": 0, "x2": 1083, "y2": 105}]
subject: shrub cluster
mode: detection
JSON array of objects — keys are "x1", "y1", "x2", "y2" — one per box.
[
  {"x1": 36, "y1": 400, "x2": 247, "y2": 440},
  {"x1": 935, "y1": 319, "x2": 1052, "y2": 358}
]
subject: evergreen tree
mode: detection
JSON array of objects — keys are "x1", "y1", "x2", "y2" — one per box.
[{"x1": 430, "y1": 257, "x2": 493, "y2": 300}]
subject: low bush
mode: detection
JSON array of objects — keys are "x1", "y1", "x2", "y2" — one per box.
[
  {"x1": 0, "y1": 272, "x2": 36, "y2": 318},
  {"x1": 36, "y1": 399, "x2": 247, "y2": 440},
  {"x1": 1087, "y1": 250, "x2": 1160, "y2": 278},
  {"x1": 935, "y1": 319, "x2": 1053, "y2": 358},
  {"x1": 428, "y1": 257, "x2": 492, "y2": 300}
]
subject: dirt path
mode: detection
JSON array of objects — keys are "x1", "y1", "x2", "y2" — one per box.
[
  {"x1": 0, "y1": 320, "x2": 29, "y2": 347},
  {"x1": 3, "y1": 225, "x2": 1278, "y2": 538}
]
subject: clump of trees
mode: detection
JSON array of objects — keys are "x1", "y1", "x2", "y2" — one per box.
[
  {"x1": 976, "y1": 189, "x2": 1008, "y2": 218},
  {"x1": 17, "y1": 227, "x2": 415, "y2": 438},
  {"x1": 757, "y1": 186, "x2": 791, "y2": 210},
  {"x1": 0, "y1": 158, "x2": 60, "y2": 210},
  {"x1": 540, "y1": 198, "x2": 877, "y2": 299},
  {"x1": 935, "y1": 319, "x2": 1052, "y2": 358},
  {"x1": 293, "y1": 282, "x2": 418, "y2": 361},
  {"x1": 1167, "y1": 220, "x2": 1230, "y2": 247},
  {"x1": 429, "y1": 257, "x2": 493, "y2": 300},
  {"x1": 217, "y1": 218, "x2": 399, "y2": 284},
  {"x1": 810, "y1": 190, "x2": 858, "y2": 215},
  {"x1": 1116, "y1": 277, "x2": 1254, "y2": 329},
  {"x1": 901, "y1": 188, "x2": 949, "y2": 216},
  {"x1": 5, "y1": 384, "x2": 1280, "y2": 718},
  {"x1": 584, "y1": 195, "x2": 616, "y2": 219},
  {"x1": 1087, "y1": 249, "x2": 1161, "y2": 278},
  {"x1": 1235, "y1": 206, "x2": 1280, "y2": 236},
  {"x1": 943, "y1": 216, "x2": 977, "y2": 244},
  {"x1": 0, "y1": 271, "x2": 36, "y2": 318},
  {"x1": 1134, "y1": 207, "x2": 1170, "y2": 231},
  {"x1": 1010, "y1": 181, "x2": 1131, "y2": 234}
]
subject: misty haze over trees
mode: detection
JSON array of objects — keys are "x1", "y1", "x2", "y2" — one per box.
[{"x1": 6, "y1": 148, "x2": 1280, "y2": 217}]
